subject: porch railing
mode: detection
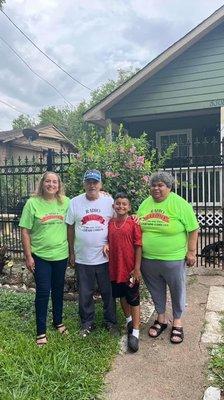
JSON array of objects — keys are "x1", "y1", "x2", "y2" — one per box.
[{"x1": 166, "y1": 165, "x2": 222, "y2": 207}]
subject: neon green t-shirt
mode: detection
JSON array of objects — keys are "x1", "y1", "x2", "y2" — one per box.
[
  {"x1": 19, "y1": 196, "x2": 70, "y2": 261},
  {"x1": 137, "y1": 192, "x2": 199, "y2": 261}
]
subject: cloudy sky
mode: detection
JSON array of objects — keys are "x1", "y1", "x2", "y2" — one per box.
[{"x1": 0, "y1": 0, "x2": 224, "y2": 130}]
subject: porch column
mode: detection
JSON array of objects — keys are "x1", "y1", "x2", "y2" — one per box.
[
  {"x1": 105, "y1": 118, "x2": 129, "y2": 141},
  {"x1": 220, "y1": 107, "x2": 224, "y2": 153},
  {"x1": 105, "y1": 118, "x2": 113, "y2": 143},
  {"x1": 221, "y1": 107, "x2": 224, "y2": 248}
]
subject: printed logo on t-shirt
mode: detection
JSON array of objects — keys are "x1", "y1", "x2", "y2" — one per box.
[
  {"x1": 141, "y1": 209, "x2": 170, "y2": 227},
  {"x1": 78, "y1": 208, "x2": 110, "y2": 233},
  {"x1": 81, "y1": 214, "x2": 105, "y2": 225},
  {"x1": 40, "y1": 214, "x2": 64, "y2": 223}
]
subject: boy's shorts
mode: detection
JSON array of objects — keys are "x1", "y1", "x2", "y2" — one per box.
[{"x1": 111, "y1": 281, "x2": 140, "y2": 306}]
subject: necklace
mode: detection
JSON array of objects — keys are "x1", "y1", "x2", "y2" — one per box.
[{"x1": 113, "y1": 216, "x2": 129, "y2": 230}]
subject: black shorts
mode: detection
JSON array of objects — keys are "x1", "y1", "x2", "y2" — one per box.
[{"x1": 111, "y1": 281, "x2": 140, "y2": 307}]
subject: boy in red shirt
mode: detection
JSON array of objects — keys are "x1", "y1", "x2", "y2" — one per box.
[{"x1": 104, "y1": 192, "x2": 142, "y2": 352}]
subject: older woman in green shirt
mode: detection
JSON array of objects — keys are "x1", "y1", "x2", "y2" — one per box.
[
  {"x1": 19, "y1": 172, "x2": 69, "y2": 346},
  {"x1": 137, "y1": 171, "x2": 198, "y2": 344}
]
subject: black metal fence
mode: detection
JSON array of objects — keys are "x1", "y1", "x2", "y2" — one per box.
[
  {"x1": 163, "y1": 138, "x2": 224, "y2": 269},
  {"x1": 0, "y1": 150, "x2": 71, "y2": 258},
  {"x1": 0, "y1": 144, "x2": 223, "y2": 268}
]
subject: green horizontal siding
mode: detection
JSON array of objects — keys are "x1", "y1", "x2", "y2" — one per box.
[{"x1": 107, "y1": 23, "x2": 224, "y2": 119}]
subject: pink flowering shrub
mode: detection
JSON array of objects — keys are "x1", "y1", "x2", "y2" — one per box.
[{"x1": 67, "y1": 127, "x2": 175, "y2": 211}]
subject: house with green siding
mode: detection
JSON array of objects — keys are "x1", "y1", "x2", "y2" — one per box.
[
  {"x1": 84, "y1": 6, "x2": 224, "y2": 254},
  {"x1": 84, "y1": 6, "x2": 224, "y2": 155}
]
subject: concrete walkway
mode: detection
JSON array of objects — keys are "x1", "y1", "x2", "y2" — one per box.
[{"x1": 104, "y1": 275, "x2": 224, "y2": 400}]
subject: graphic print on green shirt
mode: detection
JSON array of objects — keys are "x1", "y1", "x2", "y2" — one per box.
[
  {"x1": 19, "y1": 196, "x2": 70, "y2": 261},
  {"x1": 137, "y1": 192, "x2": 199, "y2": 261}
]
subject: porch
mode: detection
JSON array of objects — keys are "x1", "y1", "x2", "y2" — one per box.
[
  {"x1": 164, "y1": 159, "x2": 224, "y2": 269},
  {"x1": 166, "y1": 165, "x2": 223, "y2": 226}
]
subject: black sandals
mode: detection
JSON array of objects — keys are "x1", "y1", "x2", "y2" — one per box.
[
  {"x1": 148, "y1": 320, "x2": 168, "y2": 338},
  {"x1": 170, "y1": 326, "x2": 184, "y2": 344}
]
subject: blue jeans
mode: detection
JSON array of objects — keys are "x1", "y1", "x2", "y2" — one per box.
[{"x1": 33, "y1": 254, "x2": 67, "y2": 335}]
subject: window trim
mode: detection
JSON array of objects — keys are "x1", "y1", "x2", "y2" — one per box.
[{"x1": 156, "y1": 128, "x2": 192, "y2": 157}]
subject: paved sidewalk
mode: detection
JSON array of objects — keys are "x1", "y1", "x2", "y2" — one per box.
[
  {"x1": 200, "y1": 276, "x2": 224, "y2": 345},
  {"x1": 104, "y1": 276, "x2": 221, "y2": 400}
]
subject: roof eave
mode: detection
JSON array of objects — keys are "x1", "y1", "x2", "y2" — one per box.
[
  {"x1": 87, "y1": 113, "x2": 124, "y2": 133},
  {"x1": 0, "y1": 124, "x2": 76, "y2": 150},
  {"x1": 84, "y1": 6, "x2": 224, "y2": 123},
  {"x1": 2, "y1": 134, "x2": 23, "y2": 143}
]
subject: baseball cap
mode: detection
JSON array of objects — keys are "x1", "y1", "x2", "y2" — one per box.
[{"x1": 83, "y1": 169, "x2": 102, "y2": 182}]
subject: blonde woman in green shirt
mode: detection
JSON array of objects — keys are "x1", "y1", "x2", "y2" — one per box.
[
  {"x1": 137, "y1": 171, "x2": 198, "y2": 344},
  {"x1": 19, "y1": 172, "x2": 70, "y2": 346}
]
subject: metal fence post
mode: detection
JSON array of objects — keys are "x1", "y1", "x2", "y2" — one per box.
[
  {"x1": 46, "y1": 148, "x2": 53, "y2": 171},
  {"x1": 222, "y1": 139, "x2": 224, "y2": 254}
]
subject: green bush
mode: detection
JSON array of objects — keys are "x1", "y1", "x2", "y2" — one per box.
[{"x1": 66, "y1": 127, "x2": 175, "y2": 211}]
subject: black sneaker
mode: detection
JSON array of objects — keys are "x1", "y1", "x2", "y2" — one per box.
[
  {"x1": 80, "y1": 323, "x2": 96, "y2": 338},
  {"x1": 128, "y1": 334, "x2": 139, "y2": 352},
  {"x1": 127, "y1": 320, "x2": 133, "y2": 335},
  {"x1": 105, "y1": 323, "x2": 120, "y2": 336},
  {"x1": 80, "y1": 328, "x2": 91, "y2": 338}
]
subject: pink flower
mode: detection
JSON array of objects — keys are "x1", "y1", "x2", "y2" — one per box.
[
  {"x1": 105, "y1": 171, "x2": 120, "y2": 178},
  {"x1": 142, "y1": 175, "x2": 149, "y2": 183},
  {"x1": 135, "y1": 156, "x2": 145, "y2": 167},
  {"x1": 125, "y1": 161, "x2": 135, "y2": 169},
  {"x1": 129, "y1": 146, "x2": 136, "y2": 154}
]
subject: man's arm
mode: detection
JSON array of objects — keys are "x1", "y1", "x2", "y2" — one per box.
[{"x1": 67, "y1": 224, "x2": 75, "y2": 267}]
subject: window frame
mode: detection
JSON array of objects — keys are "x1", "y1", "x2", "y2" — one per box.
[{"x1": 156, "y1": 128, "x2": 192, "y2": 157}]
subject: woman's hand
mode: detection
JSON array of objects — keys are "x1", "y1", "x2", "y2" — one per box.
[
  {"x1": 186, "y1": 230, "x2": 198, "y2": 267},
  {"x1": 25, "y1": 255, "x2": 35, "y2": 272},
  {"x1": 103, "y1": 244, "x2": 109, "y2": 258},
  {"x1": 185, "y1": 250, "x2": 196, "y2": 267},
  {"x1": 131, "y1": 215, "x2": 140, "y2": 224},
  {"x1": 21, "y1": 228, "x2": 35, "y2": 272}
]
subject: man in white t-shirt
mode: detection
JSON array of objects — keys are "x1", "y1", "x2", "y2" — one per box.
[{"x1": 66, "y1": 169, "x2": 117, "y2": 336}]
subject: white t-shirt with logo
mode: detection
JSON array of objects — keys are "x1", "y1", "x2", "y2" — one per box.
[{"x1": 66, "y1": 193, "x2": 114, "y2": 265}]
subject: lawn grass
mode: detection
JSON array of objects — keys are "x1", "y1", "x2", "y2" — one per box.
[
  {"x1": 0, "y1": 289, "x2": 122, "y2": 400},
  {"x1": 209, "y1": 317, "x2": 224, "y2": 391}
]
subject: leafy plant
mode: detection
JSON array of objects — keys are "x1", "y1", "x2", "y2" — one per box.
[{"x1": 66, "y1": 126, "x2": 175, "y2": 211}]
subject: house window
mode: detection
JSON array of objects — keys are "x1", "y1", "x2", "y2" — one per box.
[{"x1": 156, "y1": 129, "x2": 192, "y2": 158}]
